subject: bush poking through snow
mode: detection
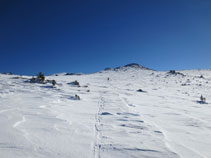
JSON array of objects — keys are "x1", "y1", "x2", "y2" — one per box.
[
  {"x1": 68, "y1": 80, "x2": 80, "y2": 87},
  {"x1": 199, "y1": 75, "x2": 204, "y2": 79},
  {"x1": 197, "y1": 95, "x2": 207, "y2": 104},
  {"x1": 12, "y1": 76, "x2": 21, "y2": 79},
  {"x1": 69, "y1": 94, "x2": 80, "y2": 100},
  {"x1": 52, "y1": 80, "x2": 56, "y2": 86},
  {"x1": 168, "y1": 70, "x2": 185, "y2": 76},
  {"x1": 30, "y1": 77, "x2": 36, "y2": 83},
  {"x1": 169, "y1": 70, "x2": 176, "y2": 74},
  {"x1": 65, "y1": 73, "x2": 82, "y2": 76},
  {"x1": 200, "y1": 95, "x2": 206, "y2": 103},
  {"x1": 28, "y1": 73, "x2": 56, "y2": 86},
  {"x1": 37, "y1": 72, "x2": 45, "y2": 83},
  {"x1": 137, "y1": 89, "x2": 146, "y2": 93},
  {"x1": 65, "y1": 73, "x2": 73, "y2": 75},
  {"x1": 29, "y1": 72, "x2": 46, "y2": 83},
  {"x1": 75, "y1": 94, "x2": 80, "y2": 100}
]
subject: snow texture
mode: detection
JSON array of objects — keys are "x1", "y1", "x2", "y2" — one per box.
[{"x1": 1, "y1": 68, "x2": 211, "y2": 158}]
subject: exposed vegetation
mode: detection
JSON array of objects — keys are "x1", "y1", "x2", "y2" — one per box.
[
  {"x1": 74, "y1": 94, "x2": 80, "y2": 100},
  {"x1": 68, "y1": 80, "x2": 80, "y2": 87}
]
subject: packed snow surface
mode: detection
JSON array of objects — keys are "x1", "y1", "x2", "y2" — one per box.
[{"x1": 1, "y1": 68, "x2": 211, "y2": 158}]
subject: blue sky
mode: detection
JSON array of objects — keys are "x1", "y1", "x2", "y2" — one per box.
[{"x1": 1, "y1": 0, "x2": 211, "y2": 75}]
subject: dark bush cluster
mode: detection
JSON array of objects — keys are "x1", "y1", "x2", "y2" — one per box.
[
  {"x1": 30, "y1": 72, "x2": 45, "y2": 83},
  {"x1": 52, "y1": 80, "x2": 56, "y2": 86},
  {"x1": 29, "y1": 72, "x2": 56, "y2": 87},
  {"x1": 137, "y1": 89, "x2": 146, "y2": 93},
  {"x1": 65, "y1": 73, "x2": 74, "y2": 75},
  {"x1": 168, "y1": 70, "x2": 185, "y2": 77},
  {"x1": 37, "y1": 72, "x2": 45, "y2": 83},
  {"x1": 200, "y1": 95, "x2": 206, "y2": 103},
  {"x1": 75, "y1": 94, "x2": 80, "y2": 100},
  {"x1": 196, "y1": 95, "x2": 207, "y2": 104},
  {"x1": 65, "y1": 73, "x2": 82, "y2": 76},
  {"x1": 199, "y1": 75, "x2": 204, "y2": 78},
  {"x1": 68, "y1": 80, "x2": 80, "y2": 87}
]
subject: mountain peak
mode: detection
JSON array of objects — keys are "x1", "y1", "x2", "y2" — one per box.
[
  {"x1": 124, "y1": 63, "x2": 140, "y2": 67},
  {"x1": 112, "y1": 63, "x2": 152, "y2": 71}
]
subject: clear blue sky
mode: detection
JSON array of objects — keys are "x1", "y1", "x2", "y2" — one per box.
[{"x1": 1, "y1": 0, "x2": 211, "y2": 75}]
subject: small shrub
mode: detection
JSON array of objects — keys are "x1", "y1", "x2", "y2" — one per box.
[
  {"x1": 68, "y1": 80, "x2": 80, "y2": 87},
  {"x1": 169, "y1": 70, "x2": 176, "y2": 74},
  {"x1": 37, "y1": 72, "x2": 45, "y2": 83},
  {"x1": 200, "y1": 95, "x2": 206, "y2": 102},
  {"x1": 52, "y1": 80, "x2": 56, "y2": 86},
  {"x1": 65, "y1": 73, "x2": 82, "y2": 76},
  {"x1": 30, "y1": 77, "x2": 36, "y2": 83},
  {"x1": 197, "y1": 95, "x2": 207, "y2": 104},
  {"x1": 12, "y1": 76, "x2": 20, "y2": 79},
  {"x1": 65, "y1": 73, "x2": 73, "y2": 75},
  {"x1": 75, "y1": 94, "x2": 80, "y2": 100},
  {"x1": 199, "y1": 75, "x2": 204, "y2": 78},
  {"x1": 29, "y1": 72, "x2": 45, "y2": 83},
  {"x1": 137, "y1": 89, "x2": 146, "y2": 93},
  {"x1": 181, "y1": 83, "x2": 189, "y2": 86},
  {"x1": 168, "y1": 70, "x2": 185, "y2": 77}
]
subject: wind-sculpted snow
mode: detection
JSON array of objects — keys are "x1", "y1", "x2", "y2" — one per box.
[{"x1": 0, "y1": 68, "x2": 211, "y2": 158}]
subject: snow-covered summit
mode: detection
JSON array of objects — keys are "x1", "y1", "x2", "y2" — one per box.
[
  {"x1": 103, "y1": 63, "x2": 152, "y2": 72},
  {"x1": 124, "y1": 63, "x2": 151, "y2": 69}
]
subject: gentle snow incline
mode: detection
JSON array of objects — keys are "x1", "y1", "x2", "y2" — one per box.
[{"x1": 1, "y1": 68, "x2": 211, "y2": 158}]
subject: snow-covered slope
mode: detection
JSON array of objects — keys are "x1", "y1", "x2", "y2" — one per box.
[{"x1": 1, "y1": 67, "x2": 211, "y2": 158}]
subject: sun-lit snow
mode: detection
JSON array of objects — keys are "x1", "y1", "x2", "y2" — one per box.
[{"x1": 1, "y1": 67, "x2": 211, "y2": 158}]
